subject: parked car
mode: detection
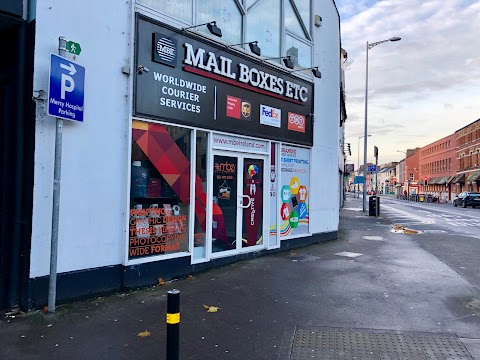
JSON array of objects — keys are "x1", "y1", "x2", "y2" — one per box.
[
  {"x1": 453, "y1": 192, "x2": 480, "y2": 208},
  {"x1": 367, "y1": 190, "x2": 376, "y2": 195}
]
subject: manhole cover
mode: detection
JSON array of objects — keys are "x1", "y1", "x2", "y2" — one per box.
[{"x1": 290, "y1": 327, "x2": 474, "y2": 359}]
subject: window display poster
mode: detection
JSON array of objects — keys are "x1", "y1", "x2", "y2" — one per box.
[{"x1": 280, "y1": 145, "x2": 310, "y2": 237}]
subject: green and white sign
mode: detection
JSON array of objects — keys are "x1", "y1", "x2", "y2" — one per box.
[{"x1": 66, "y1": 41, "x2": 81, "y2": 55}]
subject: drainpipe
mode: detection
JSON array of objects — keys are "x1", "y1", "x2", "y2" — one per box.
[{"x1": 8, "y1": 0, "x2": 31, "y2": 311}]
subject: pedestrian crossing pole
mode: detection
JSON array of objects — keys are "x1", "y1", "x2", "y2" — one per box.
[{"x1": 166, "y1": 289, "x2": 180, "y2": 360}]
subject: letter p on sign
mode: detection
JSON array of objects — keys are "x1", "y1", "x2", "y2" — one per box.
[{"x1": 61, "y1": 74, "x2": 75, "y2": 99}]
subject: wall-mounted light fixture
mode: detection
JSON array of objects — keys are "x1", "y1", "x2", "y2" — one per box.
[
  {"x1": 262, "y1": 55, "x2": 294, "y2": 69},
  {"x1": 290, "y1": 66, "x2": 322, "y2": 78},
  {"x1": 314, "y1": 15, "x2": 322, "y2": 28},
  {"x1": 227, "y1": 41, "x2": 261, "y2": 56},
  {"x1": 183, "y1": 21, "x2": 222, "y2": 37}
]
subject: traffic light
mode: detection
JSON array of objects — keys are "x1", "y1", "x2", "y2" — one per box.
[{"x1": 424, "y1": 176, "x2": 428, "y2": 186}]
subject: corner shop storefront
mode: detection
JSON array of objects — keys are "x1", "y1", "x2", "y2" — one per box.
[{"x1": 128, "y1": 15, "x2": 314, "y2": 269}]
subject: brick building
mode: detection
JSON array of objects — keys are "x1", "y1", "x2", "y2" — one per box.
[
  {"x1": 453, "y1": 118, "x2": 480, "y2": 192},
  {"x1": 418, "y1": 133, "x2": 457, "y2": 201},
  {"x1": 398, "y1": 148, "x2": 420, "y2": 195}
]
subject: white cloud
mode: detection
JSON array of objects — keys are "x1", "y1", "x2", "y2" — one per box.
[{"x1": 338, "y1": 0, "x2": 480, "y2": 166}]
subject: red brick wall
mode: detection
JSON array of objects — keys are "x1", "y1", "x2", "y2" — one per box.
[{"x1": 456, "y1": 119, "x2": 480, "y2": 192}]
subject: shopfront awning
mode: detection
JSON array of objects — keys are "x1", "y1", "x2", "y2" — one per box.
[
  {"x1": 429, "y1": 177, "x2": 440, "y2": 185},
  {"x1": 446, "y1": 175, "x2": 456, "y2": 184},
  {"x1": 467, "y1": 171, "x2": 480, "y2": 182},
  {"x1": 452, "y1": 173, "x2": 465, "y2": 183},
  {"x1": 433, "y1": 176, "x2": 449, "y2": 185},
  {"x1": 418, "y1": 179, "x2": 424, "y2": 185}
]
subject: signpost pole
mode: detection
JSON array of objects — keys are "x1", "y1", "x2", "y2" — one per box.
[
  {"x1": 48, "y1": 36, "x2": 67, "y2": 314},
  {"x1": 373, "y1": 146, "x2": 379, "y2": 217}
]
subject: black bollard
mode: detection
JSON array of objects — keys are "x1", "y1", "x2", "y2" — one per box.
[{"x1": 166, "y1": 289, "x2": 180, "y2": 360}]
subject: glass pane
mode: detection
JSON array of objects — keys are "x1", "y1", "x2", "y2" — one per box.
[
  {"x1": 279, "y1": 145, "x2": 310, "y2": 238},
  {"x1": 286, "y1": 34, "x2": 312, "y2": 68},
  {"x1": 212, "y1": 155, "x2": 238, "y2": 252},
  {"x1": 285, "y1": 0, "x2": 305, "y2": 38},
  {"x1": 137, "y1": 0, "x2": 193, "y2": 24},
  {"x1": 197, "y1": 0, "x2": 242, "y2": 44},
  {"x1": 130, "y1": 121, "x2": 191, "y2": 259},
  {"x1": 193, "y1": 131, "x2": 208, "y2": 260},
  {"x1": 242, "y1": 158, "x2": 264, "y2": 247},
  {"x1": 246, "y1": 0, "x2": 281, "y2": 60},
  {"x1": 245, "y1": 0, "x2": 257, "y2": 10},
  {"x1": 292, "y1": 0, "x2": 311, "y2": 34}
]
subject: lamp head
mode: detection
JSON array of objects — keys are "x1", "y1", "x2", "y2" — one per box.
[
  {"x1": 389, "y1": 37, "x2": 401, "y2": 42},
  {"x1": 283, "y1": 56, "x2": 295, "y2": 69},
  {"x1": 207, "y1": 21, "x2": 222, "y2": 37},
  {"x1": 249, "y1": 41, "x2": 261, "y2": 56}
]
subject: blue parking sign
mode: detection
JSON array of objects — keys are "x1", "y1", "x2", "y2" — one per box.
[{"x1": 48, "y1": 54, "x2": 85, "y2": 122}]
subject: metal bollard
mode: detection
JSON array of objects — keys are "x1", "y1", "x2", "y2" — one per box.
[{"x1": 166, "y1": 289, "x2": 180, "y2": 360}]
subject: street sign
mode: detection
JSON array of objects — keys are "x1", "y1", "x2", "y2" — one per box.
[
  {"x1": 354, "y1": 176, "x2": 365, "y2": 184},
  {"x1": 48, "y1": 53, "x2": 85, "y2": 122},
  {"x1": 66, "y1": 41, "x2": 81, "y2": 55},
  {"x1": 367, "y1": 165, "x2": 377, "y2": 172}
]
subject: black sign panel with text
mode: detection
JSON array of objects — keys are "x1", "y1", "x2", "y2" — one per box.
[{"x1": 135, "y1": 15, "x2": 314, "y2": 146}]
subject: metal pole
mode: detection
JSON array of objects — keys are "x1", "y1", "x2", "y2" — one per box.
[
  {"x1": 48, "y1": 36, "x2": 67, "y2": 314},
  {"x1": 166, "y1": 289, "x2": 180, "y2": 360},
  {"x1": 357, "y1": 137, "x2": 360, "y2": 198},
  {"x1": 363, "y1": 41, "x2": 369, "y2": 211},
  {"x1": 375, "y1": 156, "x2": 379, "y2": 217}
]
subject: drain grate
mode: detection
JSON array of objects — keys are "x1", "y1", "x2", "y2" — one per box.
[{"x1": 290, "y1": 328, "x2": 474, "y2": 359}]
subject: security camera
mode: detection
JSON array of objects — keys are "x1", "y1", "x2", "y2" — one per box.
[{"x1": 137, "y1": 65, "x2": 150, "y2": 74}]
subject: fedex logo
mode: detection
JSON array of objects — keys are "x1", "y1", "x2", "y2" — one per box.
[
  {"x1": 261, "y1": 107, "x2": 279, "y2": 119},
  {"x1": 260, "y1": 105, "x2": 281, "y2": 128}
]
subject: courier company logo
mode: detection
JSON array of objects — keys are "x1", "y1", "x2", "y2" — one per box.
[
  {"x1": 152, "y1": 32, "x2": 177, "y2": 67},
  {"x1": 288, "y1": 112, "x2": 305, "y2": 133},
  {"x1": 260, "y1": 105, "x2": 281, "y2": 128}
]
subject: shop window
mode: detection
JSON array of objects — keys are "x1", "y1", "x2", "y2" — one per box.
[
  {"x1": 280, "y1": 145, "x2": 310, "y2": 239},
  {"x1": 286, "y1": 34, "x2": 312, "y2": 68},
  {"x1": 245, "y1": 0, "x2": 257, "y2": 9},
  {"x1": 138, "y1": 0, "x2": 193, "y2": 23},
  {"x1": 285, "y1": 0, "x2": 306, "y2": 38},
  {"x1": 246, "y1": 0, "x2": 281, "y2": 60},
  {"x1": 129, "y1": 121, "x2": 192, "y2": 259},
  {"x1": 197, "y1": 0, "x2": 242, "y2": 44},
  {"x1": 292, "y1": 0, "x2": 311, "y2": 35}
]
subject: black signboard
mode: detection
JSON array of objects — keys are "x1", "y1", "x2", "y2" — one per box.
[{"x1": 135, "y1": 15, "x2": 314, "y2": 146}]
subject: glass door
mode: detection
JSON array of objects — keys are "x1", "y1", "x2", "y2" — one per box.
[{"x1": 211, "y1": 152, "x2": 266, "y2": 256}]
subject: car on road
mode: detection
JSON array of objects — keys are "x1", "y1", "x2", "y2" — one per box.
[
  {"x1": 367, "y1": 190, "x2": 376, "y2": 195},
  {"x1": 453, "y1": 192, "x2": 480, "y2": 208}
]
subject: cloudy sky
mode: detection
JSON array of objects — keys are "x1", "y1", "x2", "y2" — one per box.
[{"x1": 336, "y1": 0, "x2": 480, "y2": 168}]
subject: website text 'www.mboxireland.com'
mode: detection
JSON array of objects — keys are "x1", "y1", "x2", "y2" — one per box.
[{"x1": 213, "y1": 137, "x2": 266, "y2": 150}]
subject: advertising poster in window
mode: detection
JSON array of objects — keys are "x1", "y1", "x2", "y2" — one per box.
[{"x1": 280, "y1": 145, "x2": 309, "y2": 238}]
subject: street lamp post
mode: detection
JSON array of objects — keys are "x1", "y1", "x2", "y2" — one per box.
[
  {"x1": 357, "y1": 135, "x2": 371, "y2": 198},
  {"x1": 363, "y1": 36, "x2": 401, "y2": 211}
]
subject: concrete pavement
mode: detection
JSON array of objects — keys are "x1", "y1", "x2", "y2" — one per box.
[{"x1": 1, "y1": 194, "x2": 479, "y2": 359}]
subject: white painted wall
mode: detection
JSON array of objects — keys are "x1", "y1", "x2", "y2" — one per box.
[
  {"x1": 30, "y1": 0, "x2": 132, "y2": 277},
  {"x1": 309, "y1": 1, "x2": 341, "y2": 234}
]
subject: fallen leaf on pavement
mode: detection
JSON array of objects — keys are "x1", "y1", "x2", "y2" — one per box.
[
  {"x1": 187, "y1": 275, "x2": 195, "y2": 280},
  {"x1": 137, "y1": 330, "x2": 151, "y2": 338},
  {"x1": 158, "y1": 278, "x2": 166, "y2": 285},
  {"x1": 203, "y1": 305, "x2": 220, "y2": 313},
  {"x1": 43, "y1": 306, "x2": 48, "y2": 313}
]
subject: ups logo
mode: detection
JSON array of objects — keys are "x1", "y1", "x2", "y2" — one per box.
[{"x1": 241, "y1": 102, "x2": 251, "y2": 118}]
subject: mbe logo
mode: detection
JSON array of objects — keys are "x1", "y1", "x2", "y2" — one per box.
[{"x1": 152, "y1": 32, "x2": 177, "y2": 67}]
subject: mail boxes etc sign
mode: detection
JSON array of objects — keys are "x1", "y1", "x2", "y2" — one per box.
[{"x1": 134, "y1": 15, "x2": 314, "y2": 146}]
